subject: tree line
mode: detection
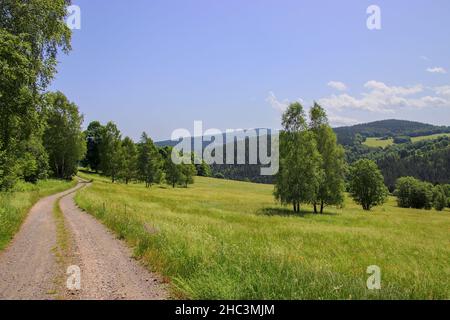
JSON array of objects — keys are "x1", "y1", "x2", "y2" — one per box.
[
  {"x1": 81, "y1": 121, "x2": 211, "y2": 187},
  {"x1": 345, "y1": 136, "x2": 450, "y2": 190},
  {"x1": 0, "y1": 1, "x2": 207, "y2": 191},
  {"x1": 0, "y1": 1, "x2": 76, "y2": 190},
  {"x1": 395, "y1": 177, "x2": 449, "y2": 211}
]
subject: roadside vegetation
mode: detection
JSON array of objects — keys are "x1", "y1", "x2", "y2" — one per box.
[
  {"x1": 75, "y1": 172, "x2": 450, "y2": 299},
  {"x1": 0, "y1": 179, "x2": 76, "y2": 250}
]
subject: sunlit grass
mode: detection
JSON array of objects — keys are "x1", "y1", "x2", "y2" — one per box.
[
  {"x1": 363, "y1": 137, "x2": 394, "y2": 148},
  {"x1": 75, "y1": 172, "x2": 450, "y2": 299},
  {"x1": 364, "y1": 133, "x2": 450, "y2": 148},
  {"x1": 0, "y1": 179, "x2": 76, "y2": 250},
  {"x1": 411, "y1": 133, "x2": 450, "y2": 143}
]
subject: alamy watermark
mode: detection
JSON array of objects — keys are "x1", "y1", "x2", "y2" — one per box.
[
  {"x1": 66, "y1": 265, "x2": 81, "y2": 291},
  {"x1": 66, "y1": 5, "x2": 81, "y2": 30},
  {"x1": 366, "y1": 265, "x2": 381, "y2": 290},
  {"x1": 170, "y1": 121, "x2": 279, "y2": 176},
  {"x1": 367, "y1": 5, "x2": 381, "y2": 30}
]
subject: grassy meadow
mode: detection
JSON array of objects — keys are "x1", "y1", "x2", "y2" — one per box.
[
  {"x1": 363, "y1": 133, "x2": 450, "y2": 148},
  {"x1": 410, "y1": 133, "x2": 450, "y2": 143},
  {"x1": 0, "y1": 179, "x2": 76, "y2": 251},
  {"x1": 75, "y1": 172, "x2": 450, "y2": 299},
  {"x1": 364, "y1": 137, "x2": 394, "y2": 148}
]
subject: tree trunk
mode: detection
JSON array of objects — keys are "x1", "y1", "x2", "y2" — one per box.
[
  {"x1": 320, "y1": 201, "x2": 324, "y2": 214},
  {"x1": 313, "y1": 203, "x2": 318, "y2": 214}
]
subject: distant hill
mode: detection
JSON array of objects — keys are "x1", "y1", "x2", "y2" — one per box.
[
  {"x1": 334, "y1": 119, "x2": 450, "y2": 145},
  {"x1": 155, "y1": 128, "x2": 273, "y2": 149},
  {"x1": 155, "y1": 119, "x2": 450, "y2": 187},
  {"x1": 157, "y1": 120, "x2": 450, "y2": 148}
]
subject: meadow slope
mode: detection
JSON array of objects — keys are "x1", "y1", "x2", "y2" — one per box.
[{"x1": 75, "y1": 173, "x2": 450, "y2": 299}]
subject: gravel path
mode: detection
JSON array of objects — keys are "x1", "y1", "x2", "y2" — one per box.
[
  {"x1": 0, "y1": 182, "x2": 167, "y2": 300},
  {"x1": 0, "y1": 184, "x2": 84, "y2": 299}
]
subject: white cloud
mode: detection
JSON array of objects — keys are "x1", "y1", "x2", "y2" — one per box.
[
  {"x1": 266, "y1": 91, "x2": 289, "y2": 112},
  {"x1": 426, "y1": 67, "x2": 447, "y2": 74},
  {"x1": 318, "y1": 80, "x2": 450, "y2": 113},
  {"x1": 266, "y1": 92, "x2": 308, "y2": 112},
  {"x1": 434, "y1": 85, "x2": 450, "y2": 97},
  {"x1": 328, "y1": 114, "x2": 359, "y2": 127},
  {"x1": 420, "y1": 56, "x2": 430, "y2": 61},
  {"x1": 327, "y1": 81, "x2": 347, "y2": 91}
]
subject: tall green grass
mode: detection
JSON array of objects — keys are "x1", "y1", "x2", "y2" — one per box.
[
  {"x1": 75, "y1": 172, "x2": 450, "y2": 299},
  {"x1": 0, "y1": 179, "x2": 76, "y2": 250}
]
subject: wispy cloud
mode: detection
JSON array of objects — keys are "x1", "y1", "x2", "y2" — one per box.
[
  {"x1": 327, "y1": 81, "x2": 347, "y2": 91},
  {"x1": 266, "y1": 92, "x2": 289, "y2": 112},
  {"x1": 426, "y1": 67, "x2": 447, "y2": 74},
  {"x1": 328, "y1": 114, "x2": 359, "y2": 127},
  {"x1": 420, "y1": 56, "x2": 430, "y2": 61},
  {"x1": 318, "y1": 80, "x2": 450, "y2": 113}
]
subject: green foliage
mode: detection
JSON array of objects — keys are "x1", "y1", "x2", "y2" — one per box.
[
  {"x1": 137, "y1": 132, "x2": 163, "y2": 187},
  {"x1": 393, "y1": 136, "x2": 412, "y2": 144},
  {"x1": 99, "y1": 122, "x2": 122, "y2": 183},
  {"x1": 346, "y1": 136, "x2": 450, "y2": 190},
  {"x1": 180, "y1": 163, "x2": 197, "y2": 188},
  {"x1": 214, "y1": 172, "x2": 225, "y2": 179},
  {"x1": 83, "y1": 121, "x2": 104, "y2": 172},
  {"x1": 275, "y1": 103, "x2": 323, "y2": 212},
  {"x1": 197, "y1": 161, "x2": 212, "y2": 177},
  {"x1": 191, "y1": 153, "x2": 212, "y2": 177},
  {"x1": 43, "y1": 92, "x2": 86, "y2": 179},
  {"x1": 348, "y1": 159, "x2": 388, "y2": 210},
  {"x1": 334, "y1": 119, "x2": 450, "y2": 146},
  {"x1": 309, "y1": 104, "x2": 346, "y2": 213},
  {"x1": 395, "y1": 176, "x2": 436, "y2": 210},
  {"x1": 164, "y1": 147, "x2": 182, "y2": 188},
  {"x1": 433, "y1": 185, "x2": 447, "y2": 211},
  {"x1": 0, "y1": 0, "x2": 72, "y2": 189},
  {"x1": 17, "y1": 136, "x2": 49, "y2": 183},
  {"x1": 119, "y1": 137, "x2": 138, "y2": 184},
  {"x1": 395, "y1": 177, "x2": 418, "y2": 208},
  {"x1": 0, "y1": 0, "x2": 72, "y2": 89}
]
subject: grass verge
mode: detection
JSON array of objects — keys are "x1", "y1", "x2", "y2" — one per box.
[{"x1": 0, "y1": 179, "x2": 76, "y2": 251}]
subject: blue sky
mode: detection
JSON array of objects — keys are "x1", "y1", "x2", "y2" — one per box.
[{"x1": 51, "y1": 0, "x2": 450, "y2": 141}]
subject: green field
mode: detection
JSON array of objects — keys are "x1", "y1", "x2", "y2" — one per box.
[
  {"x1": 74, "y1": 172, "x2": 450, "y2": 299},
  {"x1": 364, "y1": 133, "x2": 450, "y2": 148},
  {"x1": 363, "y1": 137, "x2": 394, "y2": 148},
  {"x1": 0, "y1": 179, "x2": 76, "y2": 250},
  {"x1": 411, "y1": 133, "x2": 450, "y2": 143}
]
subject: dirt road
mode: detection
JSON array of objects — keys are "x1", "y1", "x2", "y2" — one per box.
[{"x1": 0, "y1": 182, "x2": 167, "y2": 300}]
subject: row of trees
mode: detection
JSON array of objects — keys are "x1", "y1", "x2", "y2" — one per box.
[
  {"x1": 82, "y1": 122, "x2": 211, "y2": 188},
  {"x1": 0, "y1": 1, "x2": 86, "y2": 190},
  {"x1": 395, "y1": 177, "x2": 449, "y2": 211}
]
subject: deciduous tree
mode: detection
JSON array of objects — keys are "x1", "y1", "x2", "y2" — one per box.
[
  {"x1": 99, "y1": 122, "x2": 122, "y2": 183},
  {"x1": 43, "y1": 92, "x2": 86, "y2": 179},
  {"x1": 348, "y1": 159, "x2": 388, "y2": 211},
  {"x1": 309, "y1": 103, "x2": 345, "y2": 213}
]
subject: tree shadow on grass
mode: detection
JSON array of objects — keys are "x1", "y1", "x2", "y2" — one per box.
[{"x1": 257, "y1": 207, "x2": 338, "y2": 218}]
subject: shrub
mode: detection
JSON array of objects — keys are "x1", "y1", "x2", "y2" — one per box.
[
  {"x1": 433, "y1": 186, "x2": 447, "y2": 211},
  {"x1": 393, "y1": 136, "x2": 412, "y2": 144}
]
